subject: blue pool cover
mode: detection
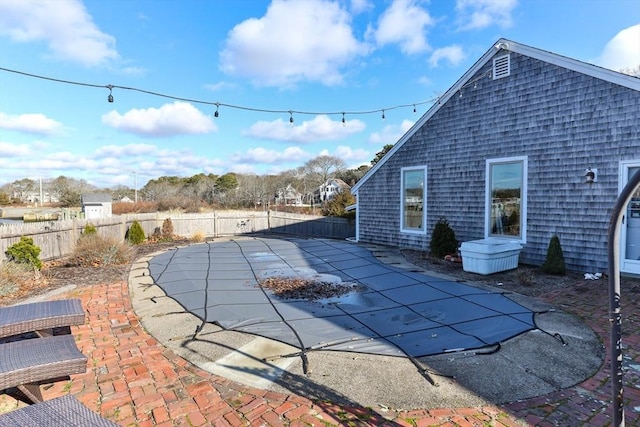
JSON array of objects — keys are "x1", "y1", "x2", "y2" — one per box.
[{"x1": 148, "y1": 237, "x2": 536, "y2": 358}]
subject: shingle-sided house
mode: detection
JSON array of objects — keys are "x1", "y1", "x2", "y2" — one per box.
[
  {"x1": 351, "y1": 38, "x2": 640, "y2": 275},
  {"x1": 81, "y1": 193, "x2": 112, "y2": 219},
  {"x1": 314, "y1": 178, "x2": 351, "y2": 204}
]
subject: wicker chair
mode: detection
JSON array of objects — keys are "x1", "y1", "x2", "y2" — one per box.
[
  {"x1": 0, "y1": 394, "x2": 119, "y2": 426},
  {"x1": 0, "y1": 335, "x2": 87, "y2": 403},
  {"x1": 0, "y1": 299, "x2": 85, "y2": 339}
]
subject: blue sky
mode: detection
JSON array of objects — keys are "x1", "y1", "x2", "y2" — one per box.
[{"x1": 1, "y1": 0, "x2": 638, "y2": 189}]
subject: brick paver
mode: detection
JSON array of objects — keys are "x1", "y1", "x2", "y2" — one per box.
[{"x1": 1, "y1": 275, "x2": 638, "y2": 426}]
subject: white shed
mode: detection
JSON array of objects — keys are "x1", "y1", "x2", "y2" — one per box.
[{"x1": 81, "y1": 193, "x2": 112, "y2": 219}]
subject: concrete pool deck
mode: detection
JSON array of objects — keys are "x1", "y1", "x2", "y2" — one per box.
[{"x1": 131, "y1": 237, "x2": 603, "y2": 412}]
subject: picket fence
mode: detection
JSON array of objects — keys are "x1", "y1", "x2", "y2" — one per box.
[{"x1": 0, "y1": 210, "x2": 355, "y2": 261}]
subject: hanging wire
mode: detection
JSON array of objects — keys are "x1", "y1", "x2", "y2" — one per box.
[{"x1": 0, "y1": 66, "x2": 491, "y2": 119}]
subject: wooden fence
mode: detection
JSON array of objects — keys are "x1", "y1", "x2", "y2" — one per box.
[{"x1": 0, "y1": 210, "x2": 355, "y2": 262}]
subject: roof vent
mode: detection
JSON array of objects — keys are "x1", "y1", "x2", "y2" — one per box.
[{"x1": 493, "y1": 54, "x2": 511, "y2": 80}]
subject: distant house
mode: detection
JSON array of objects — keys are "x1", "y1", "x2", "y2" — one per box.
[
  {"x1": 276, "y1": 184, "x2": 303, "y2": 206},
  {"x1": 82, "y1": 193, "x2": 112, "y2": 219},
  {"x1": 314, "y1": 178, "x2": 351, "y2": 204},
  {"x1": 351, "y1": 38, "x2": 640, "y2": 275}
]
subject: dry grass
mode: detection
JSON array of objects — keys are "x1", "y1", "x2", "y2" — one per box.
[
  {"x1": 191, "y1": 230, "x2": 206, "y2": 242},
  {"x1": 0, "y1": 261, "x2": 43, "y2": 298},
  {"x1": 66, "y1": 234, "x2": 134, "y2": 267}
]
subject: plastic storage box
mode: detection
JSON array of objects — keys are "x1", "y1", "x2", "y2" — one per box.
[{"x1": 460, "y1": 238, "x2": 523, "y2": 275}]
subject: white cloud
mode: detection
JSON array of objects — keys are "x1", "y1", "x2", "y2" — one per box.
[
  {"x1": 243, "y1": 115, "x2": 366, "y2": 143},
  {"x1": 102, "y1": 102, "x2": 216, "y2": 137},
  {"x1": 94, "y1": 144, "x2": 157, "y2": 157},
  {"x1": 374, "y1": 0, "x2": 434, "y2": 54},
  {"x1": 231, "y1": 146, "x2": 309, "y2": 164},
  {"x1": 0, "y1": 0, "x2": 119, "y2": 66},
  {"x1": 595, "y1": 24, "x2": 640, "y2": 71},
  {"x1": 455, "y1": 0, "x2": 517, "y2": 30},
  {"x1": 0, "y1": 112, "x2": 63, "y2": 136},
  {"x1": 429, "y1": 45, "x2": 465, "y2": 67},
  {"x1": 219, "y1": 0, "x2": 368, "y2": 86},
  {"x1": 0, "y1": 141, "x2": 31, "y2": 157},
  {"x1": 350, "y1": 0, "x2": 374, "y2": 15},
  {"x1": 369, "y1": 119, "x2": 415, "y2": 144},
  {"x1": 333, "y1": 145, "x2": 370, "y2": 164}
]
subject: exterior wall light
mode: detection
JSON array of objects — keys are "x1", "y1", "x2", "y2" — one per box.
[{"x1": 585, "y1": 167, "x2": 597, "y2": 183}]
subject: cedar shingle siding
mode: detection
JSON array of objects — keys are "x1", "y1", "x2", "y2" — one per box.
[{"x1": 354, "y1": 40, "x2": 640, "y2": 272}]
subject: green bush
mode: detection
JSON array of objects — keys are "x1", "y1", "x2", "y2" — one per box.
[
  {"x1": 542, "y1": 234, "x2": 566, "y2": 275},
  {"x1": 429, "y1": 217, "x2": 458, "y2": 258},
  {"x1": 83, "y1": 223, "x2": 97, "y2": 235},
  {"x1": 126, "y1": 220, "x2": 146, "y2": 245},
  {"x1": 5, "y1": 236, "x2": 42, "y2": 270},
  {"x1": 321, "y1": 192, "x2": 356, "y2": 218}
]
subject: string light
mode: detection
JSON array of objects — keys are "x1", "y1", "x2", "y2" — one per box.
[
  {"x1": 341, "y1": 112, "x2": 346, "y2": 127},
  {"x1": 0, "y1": 66, "x2": 492, "y2": 122}
]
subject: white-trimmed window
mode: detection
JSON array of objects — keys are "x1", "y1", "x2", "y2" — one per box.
[
  {"x1": 401, "y1": 166, "x2": 427, "y2": 233},
  {"x1": 485, "y1": 156, "x2": 527, "y2": 242}
]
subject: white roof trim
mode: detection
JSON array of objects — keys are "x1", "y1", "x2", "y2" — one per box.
[{"x1": 351, "y1": 38, "x2": 640, "y2": 194}]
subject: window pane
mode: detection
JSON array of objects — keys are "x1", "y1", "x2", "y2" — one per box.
[
  {"x1": 403, "y1": 169, "x2": 424, "y2": 230},
  {"x1": 490, "y1": 162, "x2": 522, "y2": 237}
]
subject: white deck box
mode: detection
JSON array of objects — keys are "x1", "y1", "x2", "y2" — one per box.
[{"x1": 460, "y1": 238, "x2": 523, "y2": 275}]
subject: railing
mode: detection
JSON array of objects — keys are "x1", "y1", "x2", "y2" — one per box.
[{"x1": 0, "y1": 210, "x2": 355, "y2": 262}]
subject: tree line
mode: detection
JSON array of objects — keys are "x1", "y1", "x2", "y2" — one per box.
[{"x1": 0, "y1": 146, "x2": 394, "y2": 212}]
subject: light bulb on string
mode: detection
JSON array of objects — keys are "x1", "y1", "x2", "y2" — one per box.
[
  {"x1": 214, "y1": 103, "x2": 219, "y2": 118},
  {"x1": 341, "y1": 113, "x2": 346, "y2": 127},
  {"x1": 107, "y1": 85, "x2": 114, "y2": 103},
  {"x1": 381, "y1": 110, "x2": 385, "y2": 121},
  {"x1": 289, "y1": 111, "x2": 294, "y2": 127},
  {"x1": 413, "y1": 104, "x2": 416, "y2": 115}
]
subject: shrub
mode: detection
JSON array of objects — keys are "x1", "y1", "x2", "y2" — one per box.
[
  {"x1": 161, "y1": 218, "x2": 174, "y2": 240},
  {"x1": 429, "y1": 217, "x2": 458, "y2": 258},
  {"x1": 321, "y1": 192, "x2": 356, "y2": 218},
  {"x1": 83, "y1": 223, "x2": 97, "y2": 235},
  {"x1": 191, "y1": 230, "x2": 206, "y2": 242},
  {"x1": 5, "y1": 236, "x2": 42, "y2": 270},
  {"x1": 542, "y1": 234, "x2": 566, "y2": 275},
  {"x1": 69, "y1": 234, "x2": 134, "y2": 267},
  {"x1": 126, "y1": 220, "x2": 146, "y2": 245},
  {"x1": 0, "y1": 261, "x2": 34, "y2": 296}
]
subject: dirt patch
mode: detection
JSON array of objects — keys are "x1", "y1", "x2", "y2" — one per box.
[{"x1": 400, "y1": 249, "x2": 639, "y2": 297}]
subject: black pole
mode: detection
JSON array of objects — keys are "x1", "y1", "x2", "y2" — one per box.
[{"x1": 607, "y1": 169, "x2": 640, "y2": 427}]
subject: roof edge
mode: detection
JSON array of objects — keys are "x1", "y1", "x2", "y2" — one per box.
[{"x1": 352, "y1": 38, "x2": 639, "y2": 194}]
